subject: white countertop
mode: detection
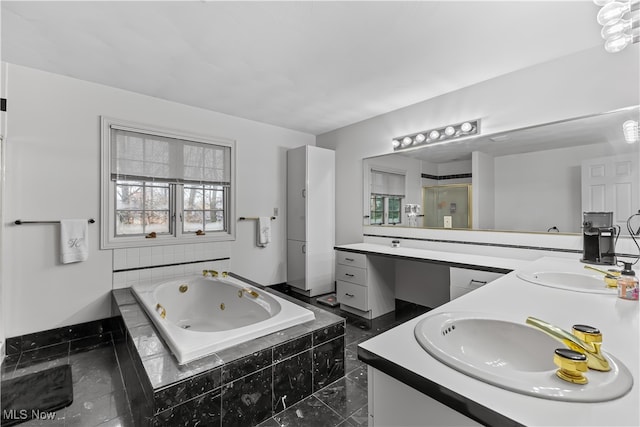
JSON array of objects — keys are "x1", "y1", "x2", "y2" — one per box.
[
  {"x1": 359, "y1": 255, "x2": 639, "y2": 426},
  {"x1": 335, "y1": 242, "x2": 529, "y2": 272}
]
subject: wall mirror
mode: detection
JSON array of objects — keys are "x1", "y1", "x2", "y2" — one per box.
[{"x1": 363, "y1": 105, "x2": 640, "y2": 235}]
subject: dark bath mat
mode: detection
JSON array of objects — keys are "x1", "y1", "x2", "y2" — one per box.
[{"x1": 1, "y1": 364, "x2": 73, "y2": 426}]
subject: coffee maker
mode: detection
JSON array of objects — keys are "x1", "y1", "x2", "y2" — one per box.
[{"x1": 581, "y1": 212, "x2": 617, "y2": 265}]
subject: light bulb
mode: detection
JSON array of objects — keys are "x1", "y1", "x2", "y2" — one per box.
[
  {"x1": 597, "y1": 1, "x2": 630, "y2": 26},
  {"x1": 402, "y1": 136, "x2": 413, "y2": 147},
  {"x1": 392, "y1": 139, "x2": 401, "y2": 148},
  {"x1": 460, "y1": 122, "x2": 473, "y2": 132},
  {"x1": 601, "y1": 18, "x2": 632, "y2": 39},
  {"x1": 415, "y1": 133, "x2": 426, "y2": 143},
  {"x1": 429, "y1": 130, "x2": 440, "y2": 140},
  {"x1": 444, "y1": 126, "x2": 455, "y2": 136},
  {"x1": 623, "y1": 120, "x2": 639, "y2": 143},
  {"x1": 605, "y1": 33, "x2": 633, "y2": 52}
]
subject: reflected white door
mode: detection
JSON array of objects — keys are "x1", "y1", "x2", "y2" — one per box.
[{"x1": 582, "y1": 154, "x2": 639, "y2": 234}]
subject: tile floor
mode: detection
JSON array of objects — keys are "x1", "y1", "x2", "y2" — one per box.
[{"x1": 1, "y1": 289, "x2": 429, "y2": 427}]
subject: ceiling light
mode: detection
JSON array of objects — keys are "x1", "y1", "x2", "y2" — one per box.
[
  {"x1": 623, "y1": 119, "x2": 639, "y2": 143},
  {"x1": 392, "y1": 119, "x2": 481, "y2": 152},
  {"x1": 596, "y1": 0, "x2": 640, "y2": 52}
]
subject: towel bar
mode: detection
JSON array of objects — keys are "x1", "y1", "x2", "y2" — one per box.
[
  {"x1": 238, "y1": 217, "x2": 276, "y2": 221},
  {"x1": 14, "y1": 219, "x2": 96, "y2": 225}
]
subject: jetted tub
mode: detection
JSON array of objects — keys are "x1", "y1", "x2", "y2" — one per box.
[{"x1": 132, "y1": 274, "x2": 315, "y2": 364}]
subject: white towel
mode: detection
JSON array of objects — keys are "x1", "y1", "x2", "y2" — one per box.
[
  {"x1": 257, "y1": 217, "x2": 271, "y2": 248},
  {"x1": 60, "y1": 219, "x2": 89, "y2": 264}
]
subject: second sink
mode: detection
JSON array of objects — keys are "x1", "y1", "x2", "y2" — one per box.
[
  {"x1": 414, "y1": 312, "x2": 633, "y2": 402},
  {"x1": 516, "y1": 271, "x2": 617, "y2": 294}
]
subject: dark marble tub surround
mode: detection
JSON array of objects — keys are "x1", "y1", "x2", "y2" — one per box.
[{"x1": 112, "y1": 282, "x2": 345, "y2": 426}]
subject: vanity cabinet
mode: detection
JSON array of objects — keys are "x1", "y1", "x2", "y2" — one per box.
[
  {"x1": 286, "y1": 145, "x2": 335, "y2": 297},
  {"x1": 335, "y1": 251, "x2": 395, "y2": 319},
  {"x1": 449, "y1": 267, "x2": 503, "y2": 300}
]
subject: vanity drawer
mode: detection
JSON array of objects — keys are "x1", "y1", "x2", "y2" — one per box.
[
  {"x1": 336, "y1": 264, "x2": 366, "y2": 286},
  {"x1": 336, "y1": 251, "x2": 367, "y2": 268},
  {"x1": 337, "y1": 280, "x2": 368, "y2": 312}
]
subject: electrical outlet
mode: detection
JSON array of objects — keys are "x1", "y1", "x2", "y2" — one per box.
[{"x1": 444, "y1": 216, "x2": 452, "y2": 228}]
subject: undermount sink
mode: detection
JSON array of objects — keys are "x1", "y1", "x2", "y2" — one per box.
[
  {"x1": 516, "y1": 271, "x2": 617, "y2": 294},
  {"x1": 414, "y1": 312, "x2": 633, "y2": 402}
]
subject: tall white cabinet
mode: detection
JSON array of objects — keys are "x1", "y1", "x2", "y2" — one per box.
[{"x1": 287, "y1": 145, "x2": 335, "y2": 297}]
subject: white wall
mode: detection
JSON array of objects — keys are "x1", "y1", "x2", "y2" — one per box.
[
  {"x1": 317, "y1": 45, "x2": 640, "y2": 245},
  {"x1": 2, "y1": 63, "x2": 315, "y2": 337},
  {"x1": 493, "y1": 143, "x2": 620, "y2": 233},
  {"x1": 472, "y1": 151, "x2": 495, "y2": 230}
]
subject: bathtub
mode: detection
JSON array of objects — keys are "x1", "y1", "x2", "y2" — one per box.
[{"x1": 132, "y1": 274, "x2": 316, "y2": 364}]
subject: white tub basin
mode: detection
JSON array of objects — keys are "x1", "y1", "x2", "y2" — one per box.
[
  {"x1": 414, "y1": 312, "x2": 633, "y2": 402},
  {"x1": 516, "y1": 271, "x2": 617, "y2": 294}
]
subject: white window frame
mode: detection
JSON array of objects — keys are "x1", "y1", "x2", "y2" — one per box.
[{"x1": 100, "y1": 117, "x2": 236, "y2": 249}]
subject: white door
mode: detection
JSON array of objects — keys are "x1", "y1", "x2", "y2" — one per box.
[{"x1": 582, "y1": 154, "x2": 639, "y2": 235}]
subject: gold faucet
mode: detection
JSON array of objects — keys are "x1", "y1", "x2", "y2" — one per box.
[
  {"x1": 208, "y1": 270, "x2": 219, "y2": 277},
  {"x1": 526, "y1": 317, "x2": 610, "y2": 372}
]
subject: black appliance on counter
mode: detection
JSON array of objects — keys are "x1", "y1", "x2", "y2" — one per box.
[{"x1": 581, "y1": 211, "x2": 617, "y2": 265}]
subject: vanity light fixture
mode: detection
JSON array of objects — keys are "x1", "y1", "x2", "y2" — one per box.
[
  {"x1": 623, "y1": 119, "x2": 639, "y2": 143},
  {"x1": 594, "y1": 0, "x2": 639, "y2": 53},
  {"x1": 392, "y1": 119, "x2": 480, "y2": 152}
]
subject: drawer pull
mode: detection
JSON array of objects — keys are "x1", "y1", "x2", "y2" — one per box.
[
  {"x1": 345, "y1": 257, "x2": 355, "y2": 262},
  {"x1": 470, "y1": 279, "x2": 487, "y2": 285},
  {"x1": 345, "y1": 273, "x2": 355, "y2": 277},
  {"x1": 345, "y1": 293, "x2": 355, "y2": 297}
]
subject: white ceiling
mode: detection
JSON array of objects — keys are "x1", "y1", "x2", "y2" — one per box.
[{"x1": 1, "y1": 1, "x2": 604, "y2": 135}]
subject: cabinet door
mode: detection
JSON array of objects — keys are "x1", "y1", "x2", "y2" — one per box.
[
  {"x1": 287, "y1": 239, "x2": 307, "y2": 290},
  {"x1": 287, "y1": 147, "x2": 307, "y2": 242}
]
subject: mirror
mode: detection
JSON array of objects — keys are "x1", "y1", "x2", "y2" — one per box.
[{"x1": 363, "y1": 106, "x2": 640, "y2": 235}]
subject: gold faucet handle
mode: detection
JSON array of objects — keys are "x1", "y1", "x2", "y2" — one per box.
[
  {"x1": 209, "y1": 270, "x2": 219, "y2": 277},
  {"x1": 554, "y1": 348, "x2": 588, "y2": 384},
  {"x1": 572, "y1": 324, "x2": 602, "y2": 344},
  {"x1": 202, "y1": 270, "x2": 209, "y2": 277}
]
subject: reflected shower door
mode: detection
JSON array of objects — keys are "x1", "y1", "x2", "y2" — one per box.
[{"x1": 423, "y1": 184, "x2": 472, "y2": 229}]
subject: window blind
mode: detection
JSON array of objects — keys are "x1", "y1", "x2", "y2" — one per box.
[
  {"x1": 110, "y1": 128, "x2": 231, "y2": 185},
  {"x1": 370, "y1": 170, "x2": 405, "y2": 197}
]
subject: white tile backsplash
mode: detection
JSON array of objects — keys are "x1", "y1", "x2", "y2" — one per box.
[{"x1": 125, "y1": 247, "x2": 140, "y2": 268}]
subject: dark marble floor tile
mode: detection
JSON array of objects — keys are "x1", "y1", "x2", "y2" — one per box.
[
  {"x1": 344, "y1": 348, "x2": 365, "y2": 375},
  {"x1": 344, "y1": 324, "x2": 373, "y2": 347},
  {"x1": 272, "y1": 395, "x2": 344, "y2": 427},
  {"x1": 256, "y1": 417, "x2": 281, "y2": 427},
  {"x1": 64, "y1": 391, "x2": 121, "y2": 426},
  {"x1": 69, "y1": 346, "x2": 120, "y2": 401},
  {"x1": 347, "y1": 405, "x2": 368, "y2": 427},
  {"x1": 314, "y1": 377, "x2": 367, "y2": 419},
  {"x1": 346, "y1": 366, "x2": 367, "y2": 391}
]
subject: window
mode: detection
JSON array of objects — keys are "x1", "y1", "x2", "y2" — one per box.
[
  {"x1": 369, "y1": 170, "x2": 405, "y2": 225},
  {"x1": 101, "y1": 117, "x2": 235, "y2": 249}
]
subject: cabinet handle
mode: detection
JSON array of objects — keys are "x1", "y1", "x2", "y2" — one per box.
[
  {"x1": 470, "y1": 279, "x2": 487, "y2": 285},
  {"x1": 345, "y1": 273, "x2": 354, "y2": 277},
  {"x1": 345, "y1": 257, "x2": 355, "y2": 262},
  {"x1": 302, "y1": 244, "x2": 306, "y2": 254},
  {"x1": 302, "y1": 189, "x2": 306, "y2": 198},
  {"x1": 345, "y1": 293, "x2": 354, "y2": 297}
]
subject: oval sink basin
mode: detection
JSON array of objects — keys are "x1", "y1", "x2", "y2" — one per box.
[
  {"x1": 414, "y1": 312, "x2": 633, "y2": 402},
  {"x1": 516, "y1": 271, "x2": 617, "y2": 294}
]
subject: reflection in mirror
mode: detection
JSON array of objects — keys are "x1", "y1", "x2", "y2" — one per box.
[{"x1": 363, "y1": 106, "x2": 640, "y2": 235}]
